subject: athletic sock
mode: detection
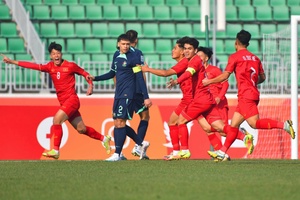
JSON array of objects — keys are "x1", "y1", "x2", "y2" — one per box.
[
  {"x1": 125, "y1": 125, "x2": 142, "y2": 145},
  {"x1": 52, "y1": 124, "x2": 62, "y2": 151},
  {"x1": 85, "y1": 126, "x2": 104, "y2": 141},
  {"x1": 169, "y1": 125, "x2": 180, "y2": 151},
  {"x1": 114, "y1": 127, "x2": 127, "y2": 155},
  {"x1": 178, "y1": 124, "x2": 189, "y2": 150},
  {"x1": 220, "y1": 125, "x2": 238, "y2": 153},
  {"x1": 256, "y1": 119, "x2": 284, "y2": 129},
  {"x1": 236, "y1": 130, "x2": 245, "y2": 141},
  {"x1": 137, "y1": 120, "x2": 148, "y2": 141},
  {"x1": 208, "y1": 133, "x2": 222, "y2": 150}
]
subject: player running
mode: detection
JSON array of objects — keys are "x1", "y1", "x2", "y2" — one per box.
[
  {"x1": 1, "y1": 42, "x2": 111, "y2": 159},
  {"x1": 202, "y1": 30, "x2": 295, "y2": 161},
  {"x1": 197, "y1": 46, "x2": 254, "y2": 156}
]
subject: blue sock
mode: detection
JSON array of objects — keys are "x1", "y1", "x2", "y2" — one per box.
[
  {"x1": 137, "y1": 120, "x2": 149, "y2": 141},
  {"x1": 126, "y1": 125, "x2": 142, "y2": 145},
  {"x1": 114, "y1": 127, "x2": 127, "y2": 155}
]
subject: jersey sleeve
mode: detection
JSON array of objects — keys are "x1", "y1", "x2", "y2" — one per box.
[
  {"x1": 258, "y1": 59, "x2": 264, "y2": 74},
  {"x1": 18, "y1": 61, "x2": 49, "y2": 72},
  {"x1": 72, "y1": 63, "x2": 92, "y2": 84},
  {"x1": 177, "y1": 58, "x2": 198, "y2": 84},
  {"x1": 225, "y1": 55, "x2": 236, "y2": 73},
  {"x1": 171, "y1": 60, "x2": 187, "y2": 75}
]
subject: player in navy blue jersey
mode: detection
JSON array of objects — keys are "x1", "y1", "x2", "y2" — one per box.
[
  {"x1": 92, "y1": 34, "x2": 151, "y2": 161},
  {"x1": 126, "y1": 30, "x2": 151, "y2": 159}
]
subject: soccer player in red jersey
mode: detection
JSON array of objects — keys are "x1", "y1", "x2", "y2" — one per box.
[
  {"x1": 167, "y1": 37, "x2": 238, "y2": 159},
  {"x1": 141, "y1": 36, "x2": 191, "y2": 160},
  {"x1": 202, "y1": 30, "x2": 295, "y2": 161},
  {"x1": 1, "y1": 42, "x2": 111, "y2": 159},
  {"x1": 197, "y1": 46, "x2": 255, "y2": 156}
]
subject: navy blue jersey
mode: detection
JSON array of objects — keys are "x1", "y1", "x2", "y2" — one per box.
[
  {"x1": 130, "y1": 46, "x2": 145, "y2": 94},
  {"x1": 112, "y1": 48, "x2": 147, "y2": 99}
]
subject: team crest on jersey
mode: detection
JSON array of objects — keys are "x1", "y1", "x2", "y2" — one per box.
[
  {"x1": 62, "y1": 68, "x2": 68, "y2": 72},
  {"x1": 122, "y1": 61, "x2": 127, "y2": 67}
]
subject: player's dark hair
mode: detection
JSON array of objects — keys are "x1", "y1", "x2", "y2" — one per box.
[
  {"x1": 48, "y1": 42, "x2": 62, "y2": 53},
  {"x1": 236, "y1": 30, "x2": 251, "y2": 47},
  {"x1": 126, "y1": 30, "x2": 138, "y2": 43},
  {"x1": 185, "y1": 37, "x2": 199, "y2": 49},
  {"x1": 117, "y1": 33, "x2": 130, "y2": 42},
  {"x1": 197, "y1": 46, "x2": 213, "y2": 60},
  {"x1": 176, "y1": 36, "x2": 190, "y2": 48}
]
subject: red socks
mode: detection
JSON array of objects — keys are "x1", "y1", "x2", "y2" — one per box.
[
  {"x1": 208, "y1": 134, "x2": 222, "y2": 150},
  {"x1": 85, "y1": 126, "x2": 104, "y2": 141},
  {"x1": 221, "y1": 125, "x2": 238, "y2": 153},
  {"x1": 178, "y1": 124, "x2": 189, "y2": 150},
  {"x1": 236, "y1": 130, "x2": 245, "y2": 140},
  {"x1": 256, "y1": 119, "x2": 284, "y2": 129},
  {"x1": 52, "y1": 124, "x2": 62, "y2": 151},
  {"x1": 169, "y1": 125, "x2": 180, "y2": 151}
]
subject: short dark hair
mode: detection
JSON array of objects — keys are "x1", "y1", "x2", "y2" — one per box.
[
  {"x1": 48, "y1": 42, "x2": 62, "y2": 53},
  {"x1": 197, "y1": 46, "x2": 213, "y2": 60},
  {"x1": 117, "y1": 33, "x2": 130, "y2": 42},
  {"x1": 126, "y1": 30, "x2": 138, "y2": 43},
  {"x1": 185, "y1": 37, "x2": 199, "y2": 49},
  {"x1": 236, "y1": 30, "x2": 251, "y2": 47},
  {"x1": 176, "y1": 36, "x2": 190, "y2": 48}
]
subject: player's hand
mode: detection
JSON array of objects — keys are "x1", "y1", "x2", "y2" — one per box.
[
  {"x1": 1, "y1": 54, "x2": 12, "y2": 64},
  {"x1": 86, "y1": 84, "x2": 93, "y2": 96},
  {"x1": 144, "y1": 99, "x2": 152, "y2": 108},
  {"x1": 167, "y1": 78, "x2": 177, "y2": 89},
  {"x1": 141, "y1": 62, "x2": 149, "y2": 72},
  {"x1": 202, "y1": 78, "x2": 210, "y2": 86},
  {"x1": 86, "y1": 74, "x2": 95, "y2": 81}
]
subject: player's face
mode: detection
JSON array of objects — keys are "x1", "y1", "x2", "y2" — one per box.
[
  {"x1": 197, "y1": 51, "x2": 208, "y2": 64},
  {"x1": 184, "y1": 43, "x2": 197, "y2": 59},
  {"x1": 50, "y1": 49, "x2": 63, "y2": 66},
  {"x1": 118, "y1": 39, "x2": 130, "y2": 54},
  {"x1": 172, "y1": 44, "x2": 183, "y2": 60}
]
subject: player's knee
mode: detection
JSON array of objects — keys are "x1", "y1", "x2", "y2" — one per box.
[{"x1": 77, "y1": 127, "x2": 86, "y2": 134}]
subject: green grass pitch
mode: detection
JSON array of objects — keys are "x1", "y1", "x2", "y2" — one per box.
[{"x1": 0, "y1": 159, "x2": 299, "y2": 200}]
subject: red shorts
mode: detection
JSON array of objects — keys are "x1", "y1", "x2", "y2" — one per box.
[
  {"x1": 216, "y1": 105, "x2": 229, "y2": 125},
  {"x1": 181, "y1": 99, "x2": 219, "y2": 123},
  {"x1": 196, "y1": 106, "x2": 223, "y2": 124},
  {"x1": 60, "y1": 95, "x2": 81, "y2": 122},
  {"x1": 236, "y1": 98, "x2": 259, "y2": 120},
  {"x1": 174, "y1": 99, "x2": 191, "y2": 116}
]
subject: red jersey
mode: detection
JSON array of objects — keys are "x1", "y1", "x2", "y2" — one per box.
[
  {"x1": 225, "y1": 49, "x2": 264, "y2": 100},
  {"x1": 205, "y1": 64, "x2": 229, "y2": 107},
  {"x1": 178, "y1": 55, "x2": 215, "y2": 104},
  {"x1": 171, "y1": 57, "x2": 192, "y2": 102},
  {"x1": 18, "y1": 60, "x2": 91, "y2": 104}
]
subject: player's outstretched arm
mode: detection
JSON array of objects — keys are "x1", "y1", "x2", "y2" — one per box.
[
  {"x1": 1, "y1": 54, "x2": 18, "y2": 65},
  {"x1": 141, "y1": 62, "x2": 176, "y2": 77},
  {"x1": 93, "y1": 70, "x2": 115, "y2": 82}
]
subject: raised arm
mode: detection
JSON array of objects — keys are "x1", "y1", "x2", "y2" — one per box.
[
  {"x1": 2, "y1": 54, "x2": 42, "y2": 71},
  {"x1": 141, "y1": 62, "x2": 176, "y2": 77}
]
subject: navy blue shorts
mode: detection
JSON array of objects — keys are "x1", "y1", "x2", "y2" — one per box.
[{"x1": 113, "y1": 98, "x2": 134, "y2": 120}]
